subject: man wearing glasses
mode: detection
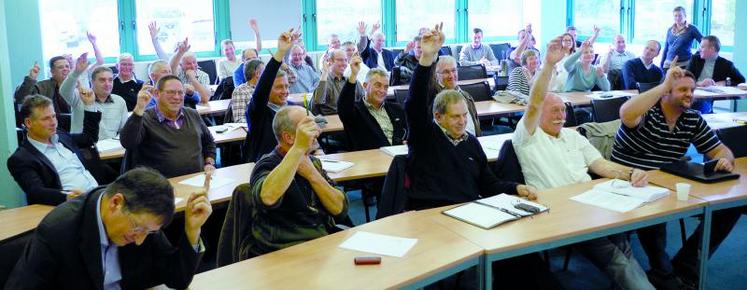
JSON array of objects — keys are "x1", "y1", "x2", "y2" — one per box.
[
  {"x1": 312, "y1": 49, "x2": 363, "y2": 115},
  {"x1": 6, "y1": 167, "x2": 212, "y2": 290}
]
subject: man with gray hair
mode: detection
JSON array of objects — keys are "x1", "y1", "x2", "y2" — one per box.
[
  {"x1": 170, "y1": 38, "x2": 210, "y2": 106},
  {"x1": 61, "y1": 53, "x2": 128, "y2": 140},
  {"x1": 288, "y1": 45, "x2": 319, "y2": 94},
  {"x1": 434, "y1": 55, "x2": 481, "y2": 136},
  {"x1": 243, "y1": 105, "x2": 348, "y2": 257},
  {"x1": 231, "y1": 59, "x2": 265, "y2": 122},
  {"x1": 356, "y1": 21, "x2": 395, "y2": 71},
  {"x1": 243, "y1": 29, "x2": 302, "y2": 162},
  {"x1": 112, "y1": 53, "x2": 144, "y2": 111}
]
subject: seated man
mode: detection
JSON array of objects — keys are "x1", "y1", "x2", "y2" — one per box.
[
  {"x1": 459, "y1": 28, "x2": 498, "y2": 66},
  {"x1": 288, "y1": 45, "x2": 319, "y2": 94},
  {"x1": 338, "y1": 57, "x2": 406, "y2": 151},
  {"x1": 612, "y1": 66, "x2": 739, "y2": 289},
  {"x1": 687, "y1": 35, "x2": 745, "y2": 113},
  {"x1": 246, "y1": 106, "x2": 347, "y2": 257},
  {"x1": 513, "y1": 35, "x2": 654, "y2": 290},
  {"x1": 61, "y1": 54, "x2": 128, "y2": 139},
  {"x1": 8, "y1": 95, "x2": 100, "y2": 205},
  {"x1": 601, "y1": 34, "x2": 636, "y2": 89},
  {"x1": 342, "y1": 41, "x2": 369, "y2": 81},
  {"x1": 356, "y1": 21, "x2": 395, "y2": 71},
  {"x1": 393, "y1": 36, "x2": 423, "y2": 84},
  {"x1": 231, "y1": 59, "x2": 264, "y2": 123},
  {"x1": 119, "y1": 75, "x2": 216, "y2": 178},
  {"x1": 243, "y1": 29, "x2": 301, "y2": 162},
  {"x1": 111, "y1": 53, "x2": 144, "y2": 111},
  {"x1": 622, "y1": 40, "x2": 664, "y2": 90},
  {"x1": 434, "y1": 56, "x2": 482, "y2": 136},
  {"x1": 14, "y1": 56, "x2": 73, "y2": 129},
  {"x1": 312, "y1": 48, "x2": 363, "y2": 116},
  {"x1": 169, "y1": 39, "x2": 210, "y2": 106},
  {"x1": 5, "y1": 167, "x2": 211, "y2": 290}
]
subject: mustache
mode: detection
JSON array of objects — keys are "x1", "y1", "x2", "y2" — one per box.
[{"x1": 552, "y1": 119, "x2": 566, "y2": 125}]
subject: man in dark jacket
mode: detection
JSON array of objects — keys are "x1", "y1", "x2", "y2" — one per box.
[
  {"x1": 356, "y1": 21, "x2": 395, "y2": 71},
  {"x1": 8, "y1": 94, "x2": 101, "y2": 205},
  {"x1": 5, "y1": 167, "x2": 211, "y2": 290},
  {"x1": 687, "y1": 35, "x2": 745, "y2": 113}
]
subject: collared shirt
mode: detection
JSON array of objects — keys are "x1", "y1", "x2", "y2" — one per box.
[
  {"x1": 375, "y1": 51, "x2": 387, "y2": 71},
  {"x1": 640, "y1": 57, "x2": 654, "y2": 70},
  {"x1": 363, "y1": 99, "x2": 394, "y2": 144},
  {"x1": 155, "y1": 106, "x2": 185, "y2": 129},
  {"x1": 289, "y1": 63, "x2": 320, "y2": 94},
  {"x1": 698, "y1": 58, "x2": 717, "y2": 82},
  {"x1": 436, "y1": 122, "x2": 468, "y2": 146},
  {"x1": 60, "y1": 70, "x2": 129, "y2": 139},
  {"x1": 512, "y1": 119, "x2": 602, "y2": 190},
  {"x1": 96, "y1": 193, "x2": 122, "y2": 290},
  {"x1": 267, "y1": 101, "x2": 284, "y2": 113},
  {"x1": 605, "y1": 50, "x2": 636, "y2": 71},
  {"x1": 230, "y1": 82, "x2": 255, "y2": 122},
  {"x1": 117, "y1": 75, "x2": 137, "y2": 84},
  {"x1": 27, "y1": 134, "x2": 98, "y2": 191}
]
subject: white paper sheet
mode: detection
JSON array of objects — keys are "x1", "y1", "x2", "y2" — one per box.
[
  {"x1": 174, "y1": 197, "x2": 184, "y2": 205},
  {"x1": 319, "y1": 159, "x2": 354, "y2": 173},
  {"x1": 178, "y1": 174, "x2": 235, "y2": 189},
  {"x1": 586, "y1": 91, "x2": 634, "y2": 100},
  {"x1": 380, "y1": 145, "x2": 408, "y2": 156},
  {"x1": 593, "y1": 180, "x2": 669, "y2": 203},
  {"x1": 570, "y1": 189, "x2": 645, "y2": 213},
  {"x1": 97, "y1": 138, "x2": 122, "y2": 152},
  {"x1": 338, "y1": 231, "x2": 418, "y2": 258},
  {"x1": 477, "y1": 193, "x2": 549, "y2": 216}
]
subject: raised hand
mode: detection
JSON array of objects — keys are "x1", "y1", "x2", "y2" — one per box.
[
  {"x1": 419, "y1": 23, "x2": 445, "y2": 57},
  {"x1": 79, "y1": 88, "x2": 95, "y2": 106},
  {"x1": 249, "y1": 18, "x2": 259, "y2": 32},
  {"x1": 404, "y1": 40, "x2": 416, "y2": 53},
  {"x1": 349, "y1": 55, "x2": 362, "y2": 81},
  {"x1": 148, "y1": 21, "x2": 160, "y2": 40},
  {"x1": 74, "y1": 52, "x2": 89, "y2": 73},
  {"x1": 592, "y1": 25, "x2": 600, "y2": 35},
  {"x1": 293, "y1": 116, "x2": 321, "y2": 152},
  {"x1": 525, "y1": 23, "x2": 533, "y2": 35},
  {"x1": 184, "y1": 190, "x2": 213, "y2": 245},
  {"x1": 357, "y1": 21, "x2": 367, "y2": 36},
  {"x1": 185, "y1": 69, "x2": 197, "y2": 80},
  {"x1": 595, "y1": 66, "x2": 605, "y2": 77},
  {"x1": 133, "y1": 85, "x2": 154, "y2": 116},
  {"x1": 28, "y1": 62, "x2": 40, "y2": 80},
  {"x1": 544, "y1": 36, "x2": 566, "y2": 65},
  {"x1": 86, "y1": 31, "x2": 97, "y2": 44},
  {"x1": 372, "y1": 21, "x2": 381, "y2": 33},
  {"x1": 662, "y1": 64, "x2": 687, "y2": 92},
  {"x1": 176, "y1": 38, "x2": 191, "y2": 54}
]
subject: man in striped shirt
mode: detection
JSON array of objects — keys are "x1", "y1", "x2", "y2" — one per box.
[{"x1": 611, "y1": 66, "x2": 738, "y2": 289}]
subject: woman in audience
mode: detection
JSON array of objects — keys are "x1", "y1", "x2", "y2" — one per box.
[
  {"x1": 563, "y1": 40, "x2": 610, "y2": 92},
  {"x1": 661, "y1": 6, "x2": 702, "y2": 70},
  {"x1": 548, "y1": 33, "x2": 577, "y2": 91},
  {"x1": 218, "y1": 39, "x2": 241, "y2": 80},
  {"x1": 507, "y1": 50, "x2": 539, "y2": 96}
]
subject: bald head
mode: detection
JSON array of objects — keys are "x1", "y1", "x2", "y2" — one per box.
[
  {"x1": 272, "y1": 106, "x2": 306, "y2": 144},
  {"x1": 613, "y1": 34, "x2": 627, "y2": 53},
  {"x1": 539, "y1": 94, "x2": 567, "y2": 137}
]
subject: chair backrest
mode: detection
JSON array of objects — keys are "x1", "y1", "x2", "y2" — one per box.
[
  {"x1": 591, "y1": 96, "x2": 629, "y2": 123},
  {"x1": 108, "y1": 65, "x2": 119, "y2": 75},
  {"x1": 441, "y1": 46, "x2": 453, "y2": 57},
  {"x1": 455, "y1": 45, "x2": 463, "y2": 57},
  {"x1": 57, "y1": 113, "x2": 72, "y2": 132},
  {"x1": 489, "y1": 43, "x2": 511, "y2": 60},
  {"x1": 216, "y1": 183, "x2": 254, "y2": 266},
  {"x1": 637, "y1": 81, "x2": 660, "y2": 93},
  {"x1": 460, "y1": 81, "x2": 492, "y2": 102},
  {"x1": 198, "y1": 59, "x2": 218, "y2": 85},
  {"x1": 457, "y1": 64, "x2": 487, "y2": 81},
  {"x1": 377, "y1": 154, "x2": 409, "y2": 219},
  {"x1": 493, "y1": 75, "x2": 509, "y2": 91},
  {"x1": 607, "y1": 69, "x2": 624, "y2": 90},
  {"x1": 390, "y1": 66, "x2": 404, "y2": 86},
  {"x1": 393, "y1": 89, "x2": 409, "y2": 105},
  {"x1": 391, "y1": 48, "x2": 403, "y2": 56},
  {"x1": 223, "y1": 103, "x2": 234, "y2": 123},
  {"x1": 717, "y1": 125, "x2": 747, "y2": 158},
  {"x1": 213, "y1": 76, "x2": 235, "y2": 101},
  {"x1": 564, "y1": 102, "x2": 579, "y2": 127},
  {"x1": 492, "y1": 140, "x2": 526, "y2": 184}
]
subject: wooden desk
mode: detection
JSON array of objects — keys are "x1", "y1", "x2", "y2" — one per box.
[
  {"x1": 196, "y1": 99, "x2": 231, "y2": 116},
  {"x1": 648, "y1": 157, "x2": 747, "y2": 206},
  {"x1": 475, "y1": 101, "x2": 525, "y2": 117},
  {"x1": 387, "y1": 77, "x2": 496, "y2": 96},
  {"x1": 0, "y1": 205, "x2": 53, "y2": 242},
  {"x1": 171, "y1": 163, "x2": 254, "y2": 212},
  {"x1": 702, "y1": 112, "x2": 747, "y2": 130},
  {"x1": 423, "y1": 178, "x2": 707, "y2": 289},
  {"x1": 188, "y1": 211, "x2": 483, "y2": 290},
  {"x1": 556, "y1": 90, "x2": 637, "y2": 106}
]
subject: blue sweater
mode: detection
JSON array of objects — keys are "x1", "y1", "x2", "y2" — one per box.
[
  {"x1": 661, "y1": 24, "x2": 702, "y2": 67},
  {"x1": 621, "y1": 58, "x2": 664, "y2": 90}
]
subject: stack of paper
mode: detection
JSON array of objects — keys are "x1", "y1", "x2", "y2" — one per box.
[
  {"x1": 338, "y1": 231, "x2": 418, "y2": 257},
  {"x1": 570, "y1": 180, "x2": 670, "y2": 212},
  {"x1": 379, "y1": 145, "x2": 408, "y2": 156},
  {"x1": 320, "y1": 159, "x2": 354, "y2": 173},
  {"x1": 96, "y1": 138, "x2": 122, "y2": 152},
  {"x1": 179, "y1": 174, "x2": 235, "y2": 189}
]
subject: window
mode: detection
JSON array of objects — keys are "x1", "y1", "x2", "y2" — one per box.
[
  {"x1": 468, "y1": 0, "x2": 525, "y2": 39},
  {"x1": 315, "y1": 0, "x2": 382, "y2": 48},
  {"x1": 633, "y1": 0, "x2": 694, "y2": 43},
  {"x1": 710, "y1": 0, "x2": 735, "y2": 47},
  {"x1": 38, "y1": 0, "x2": 120, "y2": 62},
  {"x1": 572, "y1": 0, "x2": 621, "y2": 40},
  {"x1": 135, "y1": 0, "x2": 216, "y2": 56},
  {"x1": 396, "y1": 0, "x2": 456, "y2": 43}
]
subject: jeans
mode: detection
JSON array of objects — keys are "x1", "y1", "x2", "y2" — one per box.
[{"x1": 576, "y1": 234, "x2": 655, "y2": 290}]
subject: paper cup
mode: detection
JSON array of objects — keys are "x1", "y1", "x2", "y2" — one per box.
[{"x1": 675, "y1": 183, "x2": 691, "y2": 201}]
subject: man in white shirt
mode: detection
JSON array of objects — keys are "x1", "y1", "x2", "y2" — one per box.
[{"x1": 512, "y1": 35, "x2": 654, "y2": 290}]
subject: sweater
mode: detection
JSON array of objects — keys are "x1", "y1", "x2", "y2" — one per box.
[{"x1": 621, "y1": 58, "x2": 664, "y2": 90}]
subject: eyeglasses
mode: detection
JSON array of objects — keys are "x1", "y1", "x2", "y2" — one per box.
[
  {"x1": 437, "y1": 69, "x2": 457, "y2": 75},
  {"x1": 124, "y1": 210, "x2": 159, "y2": 235},
  {"x1": 161, "y1": 89, "x2": 185, "y2": 96}
]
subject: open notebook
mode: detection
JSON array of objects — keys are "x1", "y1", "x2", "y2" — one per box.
[
  {"x1": 570, "y1": 180, "x2": 669, "y2": 213},
  {"x1": 443, "y1": 194, "x2": 549, "y2": 229}
]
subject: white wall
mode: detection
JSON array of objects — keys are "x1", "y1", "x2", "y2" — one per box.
[{"x1": 228, "y1": 0, "x2": 302, "y2": 52}]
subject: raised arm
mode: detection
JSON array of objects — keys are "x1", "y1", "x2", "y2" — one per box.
[
  {"x1": 619, "y1": 64, "x2": 684, "y2": 128},
  {"x1": 510, "y1": 33, "x2": 530, "y2": 64},
  {"x1": 86, "y1": 32, "x2": 104, "y2": 69},
  {"x1": 521, "y1": 36, "x2": 565, "y2": 136},
  {"x1": 249, "y1": 28, "x2": 298, "y2": 120},
  {"x1": 356, "y1": 21, "x2": 369, "y2": 54},
  {"x1": 120, "y1": 85, "x2": 154, "y2": 149},
  {"x1": 563, "y1": 41, "x2": 587, "y2": 72},
  {"x1": 169, "y1": 38, "x2": 190, "y2": 74},
  {"x1": 337, "y1": 55, "x2": 361, "y2": 121},
  {"x1": 587, "y1": 25, "x2": 601, "y2": 46},
  {"x1": 258, "y1": 117, "x2": 315, "y2": 206},
  {"x1": 148, "y1": 21, "x2": 169, "y2": 60},
  {"x1": 14, "y1": 63, "x2": 42, "y2": 103},
  {"x1": 60, "y1": 53, "x2": 89, "y2": 107},
  {"x1": 406, "y1": 23, "x2": 444, "y2": 140},
  {"x1": 249, "y1": 19, "x2": 262, "y2": 53}
]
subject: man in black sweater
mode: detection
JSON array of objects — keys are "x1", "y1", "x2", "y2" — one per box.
[
  {"x1": 243, "y1": 28, "x2": 301, "y2": 162},
  {"x1": 338, "y1": 56, "x2": 407, "y2": 151},
  {"x1": 405, "y1": 24, "x2": 537, "y2": 210}
]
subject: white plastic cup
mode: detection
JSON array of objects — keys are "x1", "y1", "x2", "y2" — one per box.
[{"x1": 675, "y1": 183, "x2": 691, "y2": 201}]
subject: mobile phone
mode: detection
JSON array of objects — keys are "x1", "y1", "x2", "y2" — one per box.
[{"x1": 514, "y1": 202, "x2": 540, "y2": 214}]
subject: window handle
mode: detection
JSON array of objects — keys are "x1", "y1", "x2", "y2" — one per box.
[
  {"x1": 132, "y1": 20, "x2": 136, "y2": 30},
  {"x1": 120, "y1": 20, "x2": 125, "y2": 31}
]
